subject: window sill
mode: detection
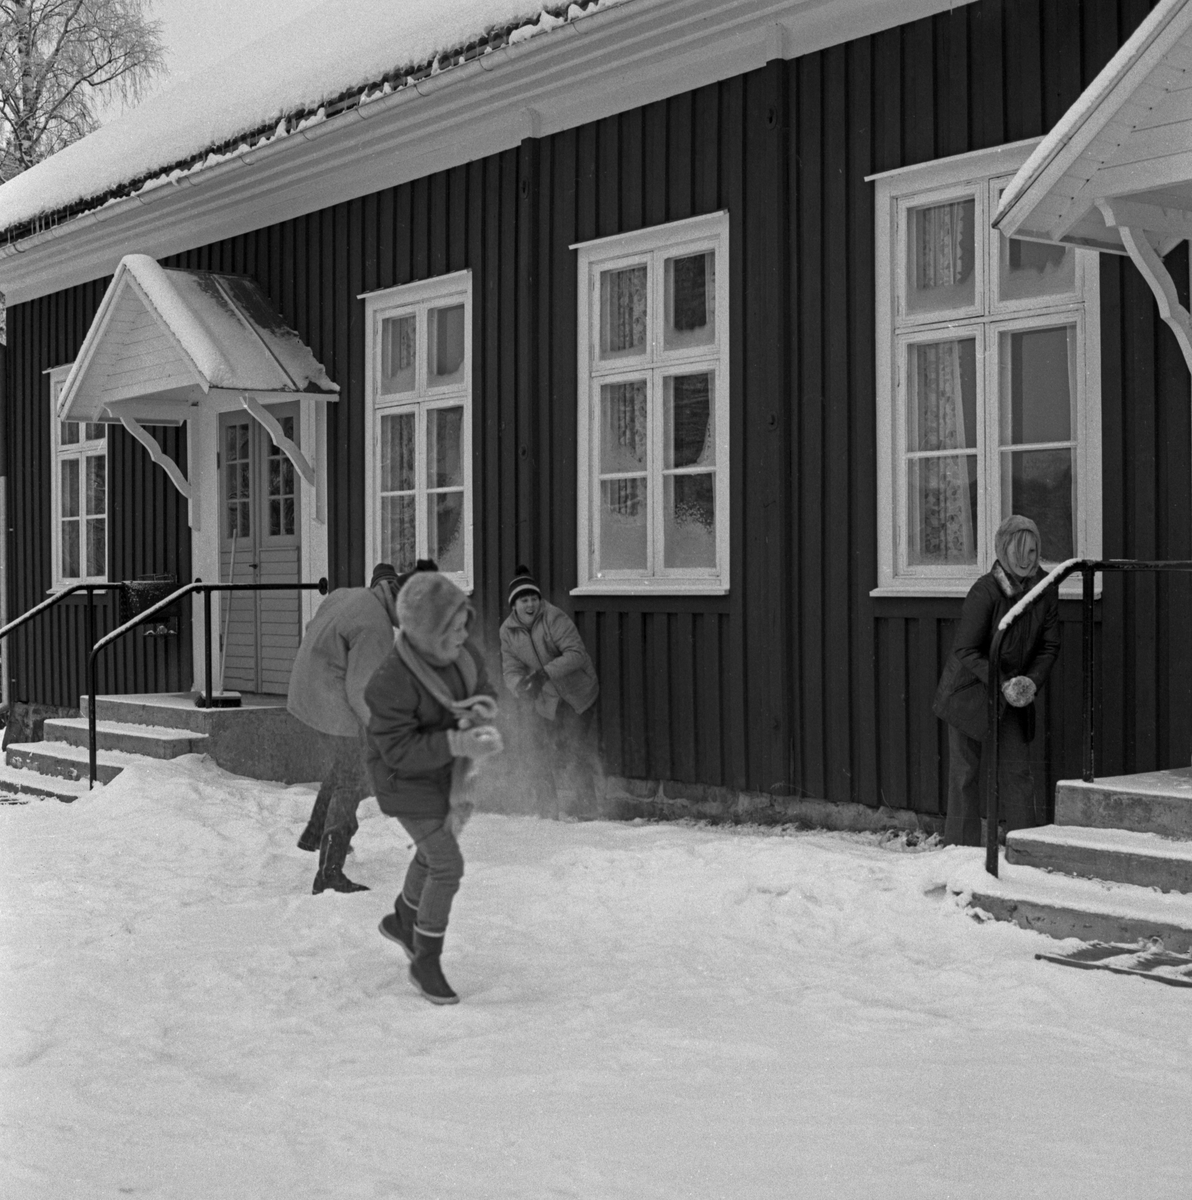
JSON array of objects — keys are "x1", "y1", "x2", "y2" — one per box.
[
  {"x1": 571, "y1": 581, "x2": 729, "y2": 597},
  {"x1": 47, "y1": 582, "x2": 111, "y2": 595},
  {"x1": 870, "y1": 579, "x2": 1101, "y2": 601}
]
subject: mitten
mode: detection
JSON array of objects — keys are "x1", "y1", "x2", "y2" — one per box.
[
  {"x1": 521, "y1": 670, "x2": 547, "y2": 699},
  {"x1": 1001, "y1": 675, "x2": 1036, "y2": 708},
  {"x1": 447, "y1": 725, "x2": 504, "y2": 759}
]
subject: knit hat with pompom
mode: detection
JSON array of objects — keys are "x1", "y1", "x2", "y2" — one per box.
[{"x1": 507, "y1": 564, "x2": 541, "y2": 607}]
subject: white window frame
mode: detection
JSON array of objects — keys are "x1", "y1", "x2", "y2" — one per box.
[
  {"x1": 871, "y1": 140, "x2": 1102, "y2": 597},
  {"x1": 360, "y1": 270, "x2": 474, "y2": 593},
  {"x1": 48, "y1": 364, "x2": 109, "y2": 590},
  {"x1": 572, "y1": 211, "x2": 731, "y2": 596}
]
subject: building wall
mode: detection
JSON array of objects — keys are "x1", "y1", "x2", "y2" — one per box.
[{"x1": 5, "y1": 0, "x2": 1188, "y2": 818}]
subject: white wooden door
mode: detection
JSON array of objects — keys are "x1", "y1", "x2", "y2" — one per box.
[{"x1": 218, "y1": 406, "x2": 301, "y2": 695}]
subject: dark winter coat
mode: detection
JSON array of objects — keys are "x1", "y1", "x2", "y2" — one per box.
[
  {"x1": 499, "y1": 601, "x2": 599, "y2": 720},
  {"x1": 933, "y1": 562, "x2": 1061, "y2": 742},
  {"x1": 364, "y1": 642, "x2": 495, "y2": 819}
]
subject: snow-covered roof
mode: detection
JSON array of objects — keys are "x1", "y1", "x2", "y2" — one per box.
[
  {"x1": 0, "y1": 0, "x2": 616, "y2": 241},
  {"x1": 994, "y1": 0, "x2": 1192, "y2": 254},
  {"x1": 58, "y1": 254, "x2": 338, "y2": 425}
]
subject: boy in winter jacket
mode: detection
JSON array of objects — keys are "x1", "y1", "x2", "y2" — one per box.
[
  {"x1": 366, "y1": 571, "x2": 502, "y2": 1005},
  {"x1": 499, "y1": 565, "x2": 600, "y2": 815}
]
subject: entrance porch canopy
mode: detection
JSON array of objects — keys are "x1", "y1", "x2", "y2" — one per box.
[
  {"x1": 994, "y1": 0, "x2": 1192, "y2": 372},
  {"x1": 57, "y1": 253, "x2": 339, "y2": 529}
]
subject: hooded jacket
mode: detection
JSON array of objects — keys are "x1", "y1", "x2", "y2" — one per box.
[
  {"x1": 499, "y1": 600, "x2": 599, "y2": 720},
  {"x1": 287, "y1": 587, "x2": 395, "y2": 736},
  {"x1": 364, "y1": 572, "x2": 496, "y2": 818}
]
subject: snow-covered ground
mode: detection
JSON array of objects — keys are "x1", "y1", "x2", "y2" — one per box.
[{"x1": 2, "y1": 756, "x2": 1189, "y2": 1199}]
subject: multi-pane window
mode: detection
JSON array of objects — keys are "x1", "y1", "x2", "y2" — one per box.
[
  {"x1": 267, "y1": 416, "x2": 297, "y2": 537},
  {"x1": 363, "y1": 272, "x2": 472, "y2": 590},
  {"x1": 575, "y1": 212, "x2": 730, "y2": 594},
  {"x1": 49, "y1": 365, "x2": 107, "y2": 587},
  {"x1": 873, "y1": 145, "x2": 1101, "y2": 594}
]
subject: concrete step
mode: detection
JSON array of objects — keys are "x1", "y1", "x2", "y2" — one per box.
[
  {"x1": 5, "y1": 740, "x2": 162, "y2": 786},
  {"x1": 42, "y1": 716, "x2": 207, "y2": 759},
  {"x1": 950, "y1": 855, "x2": 1192, "y2": 953},
  {"x1": 1006, "y1": 825, "x2": 1192, "y2": 893},
  {"x1": 0, "y1": 761, "x2": 91, "y2": 802},
  {"x1": 1055, "y1": 769, "x2": 1192, "y2": 838},
  {"x1": 81, "y1": 692, "x2": 217, "y2": 734}
]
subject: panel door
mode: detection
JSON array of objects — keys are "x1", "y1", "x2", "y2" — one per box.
[{"x1": 218, "y1": 407, "x2": 302, "y2": 695}]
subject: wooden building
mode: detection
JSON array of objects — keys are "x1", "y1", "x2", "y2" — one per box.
[{"x1": 0, "y1": 0, "x2": 1187, "y2": 822}]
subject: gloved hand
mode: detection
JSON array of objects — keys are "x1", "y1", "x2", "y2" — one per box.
[
  {"x1": 518, "y1": 670, "x2": 548, "y2": 700},
  {"x1": 447, "y1": 724, "x2": 504, "y2": 759},
  {"x1": 1001, "y1": 675, "x2": 1036, "y2": 708}
]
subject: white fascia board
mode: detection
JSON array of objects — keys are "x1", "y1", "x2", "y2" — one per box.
[{"x1": 0, "y1": 0, "x2": 971, "y2": 306}]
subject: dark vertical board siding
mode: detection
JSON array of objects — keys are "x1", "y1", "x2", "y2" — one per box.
[{"x1": 6, "y1": 0, "x2": 1183, "y2": 815}]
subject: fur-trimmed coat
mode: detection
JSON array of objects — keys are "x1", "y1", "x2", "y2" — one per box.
[{"x1": 933, "y1": 562, "x2": 1061, "y2": 742}]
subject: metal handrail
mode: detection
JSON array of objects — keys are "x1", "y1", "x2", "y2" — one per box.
[
  {"x1": 985, "y1": 557, "x2": 1192, "y2": 877},
  {"x1": 86, "y1": 577, "x2": 329, "y2": 787},
  {"x1": 0, "y1": 583, "x2": 123, "y2": 716}
]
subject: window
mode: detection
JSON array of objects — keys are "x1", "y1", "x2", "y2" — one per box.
[
  {"x1": 361, "y1": 272, "x2": 473, "y2": 591},
  {"x1": 872, "y1": 142, "x2": 1101, "y2": 596},
  {"x1": 573, "y1": 212, "x2": 730, "y2": 595},
  {"x1": 48, "y1": 364, "x2": 107, "y2": 588}
]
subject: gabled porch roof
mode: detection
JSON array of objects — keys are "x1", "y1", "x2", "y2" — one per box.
[
  {"x1": 58, "y1": 253, "x2": 338, "y2": 428},
  {"x1": 994, "y1": 0, "x2": 1192, "y2": 255}
]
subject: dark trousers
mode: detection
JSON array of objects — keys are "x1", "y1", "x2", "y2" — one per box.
[
  {"x1": 538, "y1": 702, "x2": 601, "y2": 816},
  {"x1": 395, "y1": 817, "x2": 464, "y2": 937},
  {"x1": 943, "y1": 711, "x2": 1043, "y2": 847},
  {"x1": 317, "y1": 729, "x2": 370, "y2": 841}
]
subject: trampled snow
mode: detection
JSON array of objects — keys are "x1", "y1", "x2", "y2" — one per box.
[
  {"x1": 0, "y1": 0, "x2": 623, "y2": 234},
  {"x1": 2, "y1": 755, "x2": 1189, "y2": 1199}
]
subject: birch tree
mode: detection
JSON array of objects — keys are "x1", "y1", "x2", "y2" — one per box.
[{"x1": 0, "y1": 0, "x2": 164, "y2": 181}]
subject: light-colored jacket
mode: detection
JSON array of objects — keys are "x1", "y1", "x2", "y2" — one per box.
[
  {"x1": 499, "y1": 601, "x2": 599, "y2": 720},
  {"x1": 287, "y1": 587, "x2": 395, "y2": 736}
]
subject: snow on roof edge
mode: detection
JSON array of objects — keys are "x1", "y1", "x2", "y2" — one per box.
[
  {"x1": 0, "y1": 0, "x2": 614, "y2": 246},
  {"x1": 993, "y1": 0, "x2": 1191, "y2": 231}
]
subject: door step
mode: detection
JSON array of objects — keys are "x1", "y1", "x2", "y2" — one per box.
[
  {"x1": 952, "y1": 855, "x2": 1192, "y2": 953},
  {"x1": 1006, "y1": 824, "x2": 1192, "y2": 893},
  {"x1": 0, "y1": 761, "x2": 92, "y2": 802},
  {"x1": 1055, "y1": 769, "x2": 1192, "y2": 838},
  {"x1": 42, "y1": 716, "x2": 207, "y2": 759},
  {"x1": 5, "y1": 739, "x2": 166, "y2": 786}
]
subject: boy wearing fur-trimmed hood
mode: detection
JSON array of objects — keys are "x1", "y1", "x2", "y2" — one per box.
[{"x1": 365, "y1": 571, "x2": 502, "y2": 1006}]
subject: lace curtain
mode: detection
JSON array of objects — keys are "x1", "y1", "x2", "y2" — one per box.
[{"x1": 915, "y1": 202, "x2": 974, "y2": 563}]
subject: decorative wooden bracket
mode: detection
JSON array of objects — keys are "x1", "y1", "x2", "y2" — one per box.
[
  {"x1": 119, "y1": 415, "x2": 197, "y2": 529},
  {"x1": 238, "y1": 393, "x2": 316, "y2": 488},
  {"x1": 1097, "y1": 199, "x2": 1192, "y2": 375}
]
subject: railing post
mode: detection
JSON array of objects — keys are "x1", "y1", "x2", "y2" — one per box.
[
  {"x1": 202, "y1": 586, "x2": 213, "y2": 709},
  {"x1": 88, "y1": 646, "x2": 98, "y2": 790},
  {"x1": 1082, "y1": 564, "x2": 1096, "y2": 783},
  {"x1": 985, "y1": 630, "x2": 1003, "y2": 878}
]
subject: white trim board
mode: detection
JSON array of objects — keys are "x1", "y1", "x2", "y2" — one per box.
[{"x1": 0, "y1": 0, "x2": 973, "y2": 306}]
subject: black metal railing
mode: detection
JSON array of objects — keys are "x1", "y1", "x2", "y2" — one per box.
[
  {"x1": 985, "y1": 557, "x2": 1192, "y2": 877},
  {"x1": 86, "y1": 577, "x2": 328, "y2": 788}
]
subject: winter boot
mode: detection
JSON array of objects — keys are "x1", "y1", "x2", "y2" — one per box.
[
  {"x1": 408, "y1": 930, "x2": 459, "y2": 1005},
  {"x1": 297, "y1": 792, "x2": 331, "y2": 852},
  {"x1": 311, "y1": 830, "x2": 370, "y2": 894},
  {"x1": 378, "y1": 894, "x2": 418, "y2": 960}
]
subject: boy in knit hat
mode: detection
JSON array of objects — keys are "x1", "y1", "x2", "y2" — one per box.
[
  {"x1": 365, "y1": 571, "x2": 502, "y2": 1005},
  {"x1": 499, "y1": 564, "x2": 601, "y2": 817}
]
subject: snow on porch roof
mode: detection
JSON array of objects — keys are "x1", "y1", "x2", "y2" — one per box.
[
  {"x1": 994, "y1": 0, "x2": 1192, "y2": 254},
  {"x1": 58, "y1": 254, "x2": 338, "y2": 425},
  {"x1": 0, "y1": 0, "x2": 621, "y2": 243}
]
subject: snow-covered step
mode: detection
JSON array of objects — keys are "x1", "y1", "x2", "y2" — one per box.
[
  {"x1": 0, "y1": 760, "x2": 92, "y2": 802},
  {"x1": 1055, "y1": 769, "x2": 1192, "y2": 838},
  {"x1": 42, "y1": 716, "x2": 207, "y2": 759},
  {"x1": 952, "y1": 855, "x2": 1192, "y2": 953},
  {"x1": 82, "y1": 693, "x2": 213, "y2": 734},
  {"x1": 1006, "y1": 824, "x2": 1192, "y2": 894},
  {"x1": 5, "y1": 740, "x2": 165, "y2": 786}
]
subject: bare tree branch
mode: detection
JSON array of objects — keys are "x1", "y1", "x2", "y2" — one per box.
[{"x1": 0, "y1": 0, "x2": 165, "y2": 179}]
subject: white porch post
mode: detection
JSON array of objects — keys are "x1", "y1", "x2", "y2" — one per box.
[{"x1": 188, "y1": 405, "x2": 222, "y2": 696}]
